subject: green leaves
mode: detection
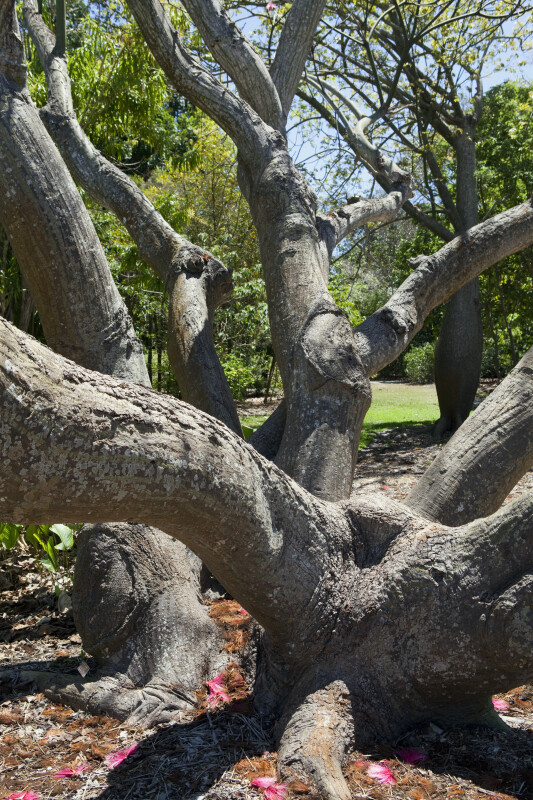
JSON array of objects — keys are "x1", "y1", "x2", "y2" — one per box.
[
  {"x1": 50, "y1": 524, "x2": 75, "y2": 550},
  {"x1": 1, "y1": 522, "x2": 79, "y2": 571},
  {"x1": 0, "y1": 523, "x2": 22, "y2": 550}
]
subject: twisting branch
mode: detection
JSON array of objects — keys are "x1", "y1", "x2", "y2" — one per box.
[
  {"x1": 354, "y1": 198, "x2": 533, "y2": 376},
  {"x1": 0, "y1": 318, "x2": 347, "y2": 640},
  {"x1": 23, "y1": 0, "x2": 242, "y2": 435},
  {"x1": 179, "y1": 0, "x2": 283, "y2": 129},
  {"x1": 270, "y1": 0, "x2": 328, "y2": 125}
]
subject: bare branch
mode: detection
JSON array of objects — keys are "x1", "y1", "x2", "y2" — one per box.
[
  {"x1": 23, "y1": 0, "x2": 242, "y2": 435},
  {"x1": 179, "y1": 0, "x2": 283, "y2": 128},
  {"x1": 317, "y1": 185, "x2": 412, "y2": 256},
  {"x1": 270, "y1": 0, "x2": 328, "y2": 125},
  {"x1": 0, "y1": 318, "x2": 344, "y2": 639},
  {"x1": 354, "y1": 198, "x2": 533, "y2": 376}
]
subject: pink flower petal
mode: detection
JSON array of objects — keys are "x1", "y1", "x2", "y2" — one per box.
[
  {"x1": 492, "y1": 697, "x2": 509, "y2": 711},
  {"x1": 251, "y1": 776, "x2": 277, "y2": 789},
  {"x1": 207, "y1": 673, "x2": 231, "y2": 707},
  {"x1": 74, "y1": 763, "x2": 90, "y2": 775},
  {"x1": 250, "y1": 777, "x2": 287, "y2": 799},
  {"x1": 53, "y1": 768, "x2": 76, "y2": 778},
  {"x1": 266, "y1": 1, "x2": 277, "y2": 9},
  {"x1": 395, "y1": 747, "x2": 426, "y2": 764},
  {"x1": 104, "y1": 743, "x2": 138, "y2": 768},
  {"x1": 367, "y1": 762, "x2": 396, "y2": 786},
  {"x1": 208, "y1": 673, "x2": 225, "y2": 690},
  {"x1": 207, "y1": 690, "x2": 231, "y2": 708},
  {"x1": 7, "y1": 793, "x2": 41, "y2": 799},
  {"x1": 265, "y1": 785, "x2": 287, "y2": 800}
]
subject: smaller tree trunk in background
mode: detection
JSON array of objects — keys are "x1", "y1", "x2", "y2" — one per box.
[{"x1": 434, "y1": 122, "x2": 483, "y2": 438}]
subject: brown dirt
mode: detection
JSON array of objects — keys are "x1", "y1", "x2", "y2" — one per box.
[{"x1": 1, "y1": 414, "x2": 532, "y2": 800}]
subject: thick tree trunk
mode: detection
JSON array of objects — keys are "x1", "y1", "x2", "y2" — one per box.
[
  {"x1": 2, "y1": 319, "x2": 533, "y2": 800},
  {"x1": 434, "y1": 122, "x2": 483, "y2": 438},
  {"x1": 0, "y1": 34, "x2": 227, "y2": 722}
]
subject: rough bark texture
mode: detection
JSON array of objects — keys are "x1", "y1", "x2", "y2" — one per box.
[
  {"x1": 0, "y1": 83, "x2": 148, "y2": 383},
  {"x1": 0, "y1": 11, "x2": 231, "y2": 723},
  {"x1": 5, "y1": 1, "x2": 533, "y2": 795}
]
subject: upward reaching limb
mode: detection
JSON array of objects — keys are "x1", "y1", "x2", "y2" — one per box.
[
  {"x1": 4, "y1": 0, "x2": 236, "y2": 723},
  {"x1": 126, "y1": 0, "x2": 267, "y2": 162},
  {"x1": 270, "y1": 0, "x2": 328, "y2": 126},
  {"x1": 0, "y1": 24, "x2": 148, "y2": 383},
  {"x1": 354, "y1": 198, "x2": 533, "y2": 377},
  {"x1": 407, "y1": 346, "x2": 533, "y2": 526}
]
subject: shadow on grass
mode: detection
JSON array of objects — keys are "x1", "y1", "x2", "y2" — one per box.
[{"x1": 359, "y1": 419, "x2": 439, "y2": 449}]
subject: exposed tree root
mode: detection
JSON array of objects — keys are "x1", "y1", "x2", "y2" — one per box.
[
  {"x1": 20, "y1": 670, "x2": 193, "y2": 726},
  {"x1": 277, "y1": 681, "x2": 354, "y2": 800}
]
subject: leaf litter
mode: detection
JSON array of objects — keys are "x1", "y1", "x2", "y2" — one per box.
[{"x1": 1, "y1": 417, "x2": 533, "y2": 799}]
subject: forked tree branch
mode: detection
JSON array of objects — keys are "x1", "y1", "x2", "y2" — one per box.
[
  {"x1": 354, "y1": 198, "x2": 533, "y2": 376},
  {"x1": 270, "y1": 0, "x2": 328, "y2": 125},
  {"x1": 125, "y1": 0, "x2": 267, "y2": 163},
  {"x1": 180, "y1": 0, "x2": 283, "y2": 129}
]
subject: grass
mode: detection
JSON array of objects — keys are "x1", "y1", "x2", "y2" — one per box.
[
  {"x1": 360, "y1": 381, "x2": 439, "y2": 446},
  {"x1": 239, "y1": 381, "x2": 440, "y2": 447}
]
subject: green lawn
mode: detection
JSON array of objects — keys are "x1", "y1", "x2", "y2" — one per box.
[
  {"x1": 240, "y1": 381, "x2": 439, "y2": 446},
  {"x1": 360, "y1": 381, "x2": 439, "y2": 446}
]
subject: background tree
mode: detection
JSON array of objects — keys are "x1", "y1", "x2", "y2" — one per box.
[
  {"x1": 1, "y1": 1, "x2": 533, "y2": 799},
  {"x1": 287, "y1": 0, "x2": 532, "y2": 434}
]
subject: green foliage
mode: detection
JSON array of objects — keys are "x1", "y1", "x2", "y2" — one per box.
[
  {"x1": 219, "y1": 352, "x2": 256, "y2": 400},
  {"x1": 24, "y1": 1, "x2": 202, "y2": 174},
  {"x1": 329, "y1": 274, "x2": 364, "y2": 327},
  {"x1": 404, "y1": 342, "x2": 435, "y2": 384},
  {"x1": 0, "y1": 522, "x2": 79, "y2": 571}
]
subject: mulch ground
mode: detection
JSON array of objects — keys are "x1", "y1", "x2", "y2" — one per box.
[{"x1": 1, "y1": 409, "x2": 532, "y2": 800}]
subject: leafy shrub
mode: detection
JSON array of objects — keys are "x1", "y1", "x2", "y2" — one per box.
[
  {"x1": 220, "y1": 352, "x2": 256, "y2": 400},
  {"x1": 0, "y1": 522, "x2": 79, "y2": 571},
  {"x1": 404, "y1": 342, "x2": 435, "y2": 384}
]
